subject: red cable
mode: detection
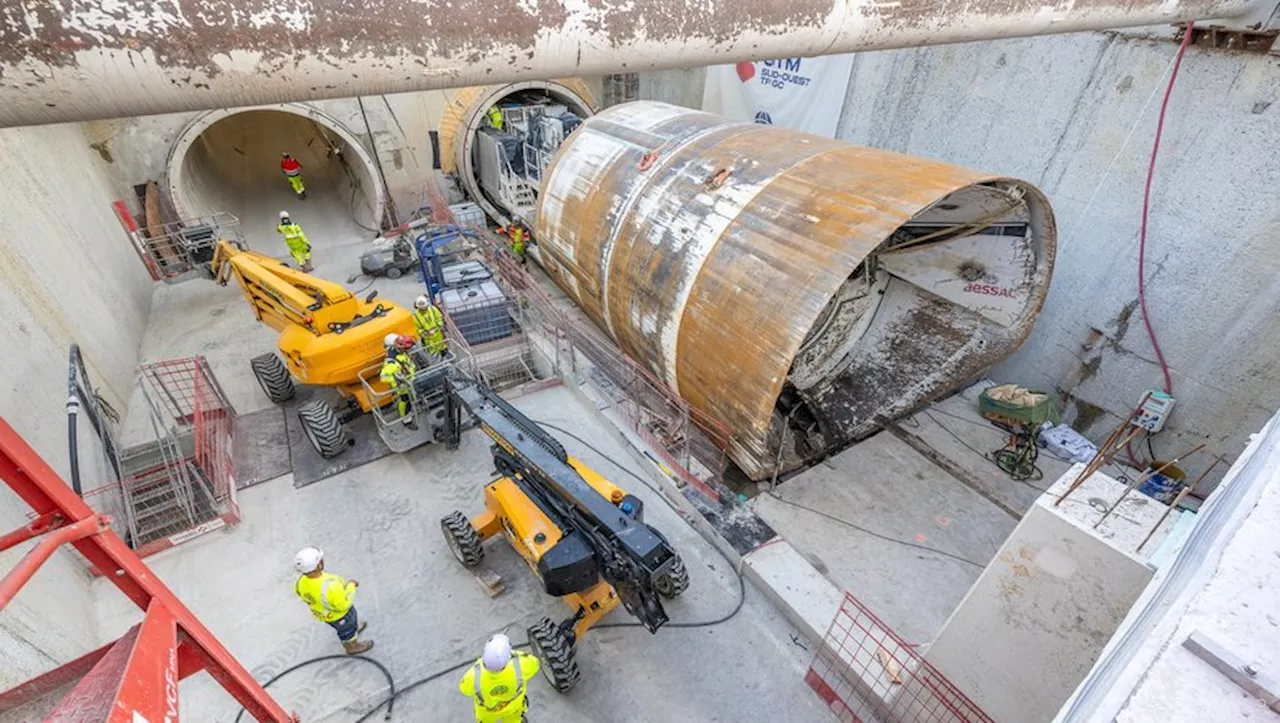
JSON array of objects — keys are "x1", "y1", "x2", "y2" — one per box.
[{"x1": 1138, "y1": 23, "x2": 1192, "y2": 396}]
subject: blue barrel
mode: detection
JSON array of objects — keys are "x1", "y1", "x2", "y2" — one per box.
[{"x1": 1138, "y1": 464, "x2": 1185, "y2": 504}]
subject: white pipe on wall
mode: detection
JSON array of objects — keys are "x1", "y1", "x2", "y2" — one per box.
[{"x1": 0, "y1": 0, "x2": 1260, "y2": 127}]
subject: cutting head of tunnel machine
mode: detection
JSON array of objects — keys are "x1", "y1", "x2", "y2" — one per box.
[{"x1": 534, "y1": 101, "x2": 1056, "y2": 480}]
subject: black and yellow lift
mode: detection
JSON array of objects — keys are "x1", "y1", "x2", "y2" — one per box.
[{"x1": 439, "y1": 378, "x2": 689, "y2": 692}]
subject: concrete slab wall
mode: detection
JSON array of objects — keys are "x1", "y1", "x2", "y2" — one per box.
[
  {"x1": 835, "y1": 33, "x2": 1280, "y2": 493},
  {"x1": 638, "y1": 35, "x2": 1280, "y2": 491},
  {"x1": 0, "y1": 122, "x2": 156, "y2": 689},
  {"x1": 923, "y1": 466, "x2": 1176, "y2": 723}
]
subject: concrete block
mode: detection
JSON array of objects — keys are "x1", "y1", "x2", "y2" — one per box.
[
  {"x1": 923, "y1": 465, "x2": 1178, "y2": 723},
  {"x1": 743, "y1": 539, "x2": 844, "y2": 646}
]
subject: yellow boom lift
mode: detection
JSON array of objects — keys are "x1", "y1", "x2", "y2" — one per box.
[{"x1": 210, "y1": 240, "x2": 418, "y2": 456}]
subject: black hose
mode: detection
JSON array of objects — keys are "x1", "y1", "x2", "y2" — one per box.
[
  {"x1": 232, "y1": 654, "x2": 396, "y2": 723},
  {"x1": 66, "y1": 344, "x2": 124, "y2": 494},
  {"x1": 67, "y1": 345, "x2": 85, "y2": 495},
  {"x1": 66, "y1": 401, "x2": 82, "y2": 496}
]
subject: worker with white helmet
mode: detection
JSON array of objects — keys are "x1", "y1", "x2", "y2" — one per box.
[
  {"x1": 292, "y1": 547, "x2": 373, "y2": 655},
  {"x1": 411, "y1": 295, "x2": 447, "y2": 360},
  {"x1": 458, "y1": 633, "x2": 541, "y2": 722},
  {"x1": 276, "y1": 210, "x2": 312, "y2": 272}
]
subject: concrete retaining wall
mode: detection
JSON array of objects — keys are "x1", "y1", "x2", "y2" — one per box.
[{"x1": 0, "y1": 122, "x2": 156, "y2": 689}]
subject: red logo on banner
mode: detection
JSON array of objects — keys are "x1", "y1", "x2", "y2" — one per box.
[{"x1": 735, "y1": 61, "x2": 756, "y2": 83}]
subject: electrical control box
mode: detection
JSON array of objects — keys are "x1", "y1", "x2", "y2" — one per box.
[{"x1": 1131, "y1": 390, "x2": 1176, "y2": 432}]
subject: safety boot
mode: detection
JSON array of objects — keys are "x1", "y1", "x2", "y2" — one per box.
[
  {"x1": 344, "y1": 638, "x2": 374, "y2": 655},
  {"x1": 302, "y1": 261, "x2": 314, "y2": 273},
  {"x1": 357, "y1": 621, "x2": 367, "y2": 635}
]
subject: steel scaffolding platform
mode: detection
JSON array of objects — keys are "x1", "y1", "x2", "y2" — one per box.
[{"x1": 0, "y1": 416, "x2": 296, "y2": 722}]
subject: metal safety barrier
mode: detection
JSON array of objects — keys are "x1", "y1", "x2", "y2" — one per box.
[{"x1": 806, "y1": 592, "x2": 993, "y2": 723}]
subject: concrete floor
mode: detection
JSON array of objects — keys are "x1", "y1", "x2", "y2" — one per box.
[
  {"x1": 76, "y1": 204, "x2": 833, "y2": 721},
  {"x1": 753, "y1": 384, "x2": 1138, "y2": 646}
]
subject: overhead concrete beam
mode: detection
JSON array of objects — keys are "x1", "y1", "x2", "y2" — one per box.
[{"x1": 0, "y1": 0, "x2": 1263, "y2": 127}]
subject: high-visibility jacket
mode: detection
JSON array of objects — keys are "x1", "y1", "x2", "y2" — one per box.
[
  {"x1": 487, "y1": 106, "x2": 504, "y2": 131},
  {"x1": 295, "y1": 572, "x2": 355, "y2": 622},
  {"x1": 508, "y1": 226, "x2": 527, "y2": 256},
  {"x1": 379, "y1": 352, "x2": 416, "y2": 387},
  {"x1": 412, "y1": 306, "x2": 447, "y2": 354},
  {"x1": 281, "y1": 157, "x2": 303, "y2": 176},
  {"x1": 277, "y1": 223, "x2": 309, "y2": 252},
  {"x1": 458, "y1": 652, "x2": 540, "y2": 723}
]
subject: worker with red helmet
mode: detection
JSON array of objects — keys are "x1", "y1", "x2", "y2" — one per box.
[
  {"x1": 379, "y1": 333, "x2": 418, "y2": 428},
  {"x1": 281, "y1": 152, "x2": 306, "y2": 199}
]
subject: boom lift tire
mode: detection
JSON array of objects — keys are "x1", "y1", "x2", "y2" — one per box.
[
  {"x1": 298, "y1": 400, "x2": 348, "y2": 458},
  {"x1": 527, "y1": 617, "x2": 581, "y2": 693},
  {"x1": 654, "y1": 554, "x2": 690, "y2": 599},
  {"x1": 250, "y1": 353, "x2": 295, "y2": 403},
  {"x1": 441, "y1": 511, "x2": 484, "y2": 567}
]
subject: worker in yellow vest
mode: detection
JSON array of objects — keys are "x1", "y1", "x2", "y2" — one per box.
[
  {"x1": 459, "y1": 634, "x2": 540, "y2": 723},
  {"x1": 412, "y1": 295, "x2": 447, "y2": 360},
  {"x1": 379, "y1": 334, "x2": 418, "y2": 428},
  {"x1": 487, "y1": 106, "x2": 504, "y2": 131},
  {"x1": 293, "y1": 546, "x2": 373, "y2": 655},
  {"x1": 276, "y1": 211, "x2": 313, "y2": 272}
]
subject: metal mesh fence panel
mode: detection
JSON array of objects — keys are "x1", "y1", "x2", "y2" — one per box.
[
  {"x1": 102, "y1": 357, "x2": 239, "y2": 553},
  {"x1": 806, "y1": 592, "x2": 993, "y2": 723}
]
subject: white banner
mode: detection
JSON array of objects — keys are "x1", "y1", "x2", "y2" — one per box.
[{"x1": 701, "y1": 56, "x2": 855, "y2": 138}]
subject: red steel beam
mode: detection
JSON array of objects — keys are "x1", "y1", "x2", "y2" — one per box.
[
  {"x1": 0, "y1": 417, "x2": 295, "y2": 722},
  {"x1": 0, "y1": 514, "x2": 109, "y2": 610},
  {"x1": 0, "y1": 510, "x2": 64, "y2": 554},
  {"x1": 0, "y1": 640, "x2": 114, "y2": 711}
]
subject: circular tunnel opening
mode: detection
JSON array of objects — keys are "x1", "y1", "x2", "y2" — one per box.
[
  {"x1": 167, "y1": 106, "x2": 385, "y2": 246},
  {"x1": 443, "y1": 81, "x2": 596, "y2": 228}
]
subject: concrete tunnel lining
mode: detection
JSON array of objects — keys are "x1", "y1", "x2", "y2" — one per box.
[{"x1": 166, "y1": 104, "x2": 386, "y2": 234}]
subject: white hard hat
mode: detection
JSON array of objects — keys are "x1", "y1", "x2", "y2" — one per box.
[
  {"x1": 384, "y1": 333, "x2": 400, "y2": 348},
  {"x1": 414, "y1": 295, "x2": 431, "y2": 310},
  {"x1": 279, "y1": 210, "x2": 290, "y2": 220},
  {"x1": 293, "y1": 546, "x2": 323, "y2": 574},
  {"x1": 482, "y1": 634, "x2": 512, "y2": 672}
]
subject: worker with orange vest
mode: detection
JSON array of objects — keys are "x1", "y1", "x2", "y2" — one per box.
[
  {"x1": 281, "y1": 152, "x2": 307, "y2": 199},
  {"x1": 499, "y1": 219, "x2": 528, "y2": 266}
]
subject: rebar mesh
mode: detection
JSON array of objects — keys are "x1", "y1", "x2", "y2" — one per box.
[{"x1": 806, "y1": 592, "x2": 994, "y2": 723}]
